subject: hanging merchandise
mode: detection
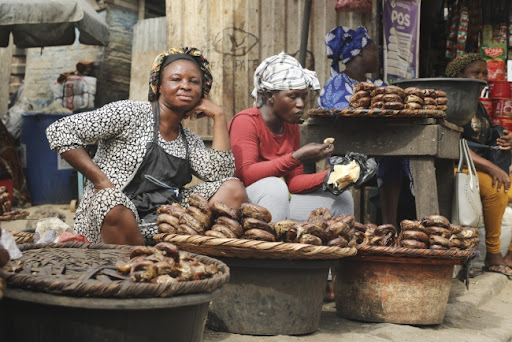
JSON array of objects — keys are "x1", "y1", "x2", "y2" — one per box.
[
  {"x1": 455, "y1": 5, "x2": 469, "y2": 58},
  {"x1": 445, "y1": 2, "x2": 460, "y2": 60},
  {"x1": 481, "y1": 43, "x2": 507, "y2": 81},
  {"x1": 335, "y1": 0, "x2": 372, "y2": 12}
]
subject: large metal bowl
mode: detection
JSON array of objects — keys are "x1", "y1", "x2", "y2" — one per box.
[{"x1": 392, "y1": 78, "x2": 486, "y2": 126}]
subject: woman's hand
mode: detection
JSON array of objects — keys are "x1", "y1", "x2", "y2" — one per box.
[
  {"x1": 186, "y1": 97, "x2": 225, "y2": 120},
  {"x1": 496, "y1": 129, "x2": 512, "y2": 150},
  {"x1": 488, "y1": 163, "x2": 511, "y2": 192},
  {"x1": 292, "y1": 143, "x2": 334, "y2": 164}
]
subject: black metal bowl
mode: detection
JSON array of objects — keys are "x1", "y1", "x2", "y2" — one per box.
[{"x1": 392, "y1": 78, "x2": 486, "y2": 126}]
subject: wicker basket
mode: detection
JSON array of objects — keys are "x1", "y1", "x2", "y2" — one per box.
[
  {"x1": 0, "y1": 242, "x2": 229, "y2": 298},
  {"x1": 307, "y1": 108, "x2": 446, "y2": 119},
  {"x1": 152, "y1": 233, "x2": 357, "y2": 260},
  {"x1": 10, "y1": 231, "x2": 34, "y2": 244},
  {"x1": 356, "y1": 245, "x2": 479, "y2": 261}
]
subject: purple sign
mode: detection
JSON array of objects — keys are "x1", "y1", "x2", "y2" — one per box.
[{"x1": 383, "y1": 0, "x2": 421, "y2": 84}]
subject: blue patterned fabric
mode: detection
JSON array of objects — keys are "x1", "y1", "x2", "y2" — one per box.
[
  {"x1": 325, "y1": 26, "x2": 373, "y2": 75},
  {"x1": 317, "y1": 73, "x2": 385, "y2": 109}
]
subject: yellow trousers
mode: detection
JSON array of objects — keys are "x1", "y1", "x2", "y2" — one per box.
[
  {"x1": 475, "y1": 170, "x2": 511, "y2": 254},
  {"x1": 509, "y1": 174, "x2": 512, "y2": 203}
]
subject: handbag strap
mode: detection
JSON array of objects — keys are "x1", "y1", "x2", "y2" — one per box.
[{"x1": 458, "y1": 138, "x2": 479, "y2": 191}]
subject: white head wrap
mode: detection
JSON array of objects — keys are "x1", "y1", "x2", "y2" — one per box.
[{"x1": 251, "y1": 52, "x2": 320, "y2": 100}]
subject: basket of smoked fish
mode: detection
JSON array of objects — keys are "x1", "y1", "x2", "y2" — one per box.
[
  {"x1": 0, "y1": 241, "x2": 229, "y2": 298},
  {"x1": 152, "y1": 194, "x2": 357, "y2": 260},
  {"x1": 353, "y1": 214, "x2": 479, "y2": 261}
]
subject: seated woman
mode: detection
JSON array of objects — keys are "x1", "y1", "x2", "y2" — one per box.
[
  {"x1": 46, "y1": 47, "x2": 246, "y2": 245},
  {"x1": 318, "y1": 25, "x2": 411, "y2": 228},
  {"x1": 229, "y1": 52, "x2": 353, "y2": 222},
  {"x1": 446, "y1": 53, "x2": 512, "y2": 278}
]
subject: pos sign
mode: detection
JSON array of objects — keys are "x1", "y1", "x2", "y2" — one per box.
[{"x1": 383, "y1": 0, "x2": 421, "y2": 84}]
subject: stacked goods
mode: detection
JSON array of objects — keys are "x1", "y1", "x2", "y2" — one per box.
[
  {"x1": 354, "y1": 214, "x2": 480, "y2": 251},
  {"x1": 402, "y1": 87, "x2": 424, "y2": 110},
  {"x1": 348, "y1": 84, "x2": 448, "y2": 112},
  {"x1": 421, "y1": 89, "x2": 448, "y2": 112},
  {"x1": 0, "y1": 186, "x2": 11, "y2": 215},
  {"x1": 421, "y1": 215, "x2": 452, "y2": 250},
  {"x1": 156, "y1": 198, "x2": 357, "y2": 247},
  {"x1": 115, "y1": 242, "x2": 219, "y2": 283},
  {"x1": 488, "y1": 80, "x2": 512, "y2": 130},
  {"x1": 370, "y1": 85, "x2": 405, "y2": 110},
  {"x1": 349, "y1": 82, "x2": 375, "y2": 109},
  {"x1": 399, "y1": 219, "x2": 429, "y2": 249},
  {"x1": 451, "y1": 225, "x2": 480, "y2": 250},
  {"x1": 353, "y1": 222, "x2": 398, "y2": 247}
]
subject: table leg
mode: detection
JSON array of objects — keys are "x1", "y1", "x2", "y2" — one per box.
[
  {"x1": 410, "y1": 156, "x2": 439, "y2": 219},
  {"x1": 435, "y1": 159, "x2": 455, "y2": 219}
]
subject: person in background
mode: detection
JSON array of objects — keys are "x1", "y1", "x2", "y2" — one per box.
[
  {"x1": 47, "y1": 47, "x2": 246, "y2": 245},
  {"x1": 318, "y1": 25, "x2": 412, "y2": 228},
  {"x1": 229, "y1": 52, "x2": 354, "y2": 223},
  {"x1": 446, "y1": 53, "x2": 512, "y2": 278}
]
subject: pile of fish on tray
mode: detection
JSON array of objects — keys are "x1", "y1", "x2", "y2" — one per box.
[
  {"x1": 355, "y1": 214, "x2": 479, "y2": 251},
  {"x1": 156, "y1": 196, "x2": 478, "y2": 251},
  {"x1": 349, "y1": 83, "x2": 448, "y2": 111},
  {"x1": 156, "y1": 195, "x2": 357, "y2": 247}
]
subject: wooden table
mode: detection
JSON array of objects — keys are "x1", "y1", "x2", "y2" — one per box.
[{"x1": 300, "y1": 117, "x2": 462, "y2": 220}]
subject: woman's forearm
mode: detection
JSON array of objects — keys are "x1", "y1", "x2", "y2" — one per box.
[
  {"x1": 211, "y1": 113, "x2": 231, "y2": 151},
  {"x1": 61, "y1": 148, "x2": 114, "y2": 190}
]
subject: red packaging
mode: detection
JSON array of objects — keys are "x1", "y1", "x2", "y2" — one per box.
[
  {"x1": 493, "y1": 98, "x2": 512, "y2": 117},
  {"x1": 479, "y1": 98, "x2": 494, "y2": 117},
  {"x1": 492, "y1": 116, "x2": 512, "y2": 131},
  {"x1": 481, "y1": 44, "x2": 507, "y2": 81},
  {"x1": 488, "y1": 81, "x2": 512, "y2": 98}
]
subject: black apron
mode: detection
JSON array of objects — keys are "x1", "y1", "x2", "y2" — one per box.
[{"x1": 123, "y1": 103, "x2": 192, "y2": 222}]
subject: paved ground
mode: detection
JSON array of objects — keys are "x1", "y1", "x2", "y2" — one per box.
[{"x1": 2, "y1": 204, "x2": 512, "y2": 341}]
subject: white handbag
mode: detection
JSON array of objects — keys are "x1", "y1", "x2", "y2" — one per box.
[{"x1": 451, "y1": 138, "x2": 484, "y2": 227}]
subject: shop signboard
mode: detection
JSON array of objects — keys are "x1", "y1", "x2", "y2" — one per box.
[{"x1": 383, "y1": 0, "x2": 421, "y2": 84}]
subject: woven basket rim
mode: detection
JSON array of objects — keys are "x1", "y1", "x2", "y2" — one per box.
[
  {"x1": 1, "y1": 242, "x2": 230, "y2": 298},
  {"x1": 356, "y1": 245, "x2": 479, "y2": 260},
  {"x1": 152, "y1": 233, "x2": 357, "y2": 260}
]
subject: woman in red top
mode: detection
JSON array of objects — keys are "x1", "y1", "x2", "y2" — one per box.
[{"x1": 229, "y1": 52, "x2": 354, "y2": 222}]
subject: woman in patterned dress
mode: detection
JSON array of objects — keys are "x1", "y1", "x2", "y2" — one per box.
[{"x1": 46, "y1": 47, "x2": 246, "y2": 245}]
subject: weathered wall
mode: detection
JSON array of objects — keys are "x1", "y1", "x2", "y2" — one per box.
[
  {"x1": 129, "y1": 17, "x2": 167, "y2": 101},
  {"x1": 156, "y1": 0, "x2": 377, "y2": 137},
  {"x1": 0, "y1": 42, "x2": 14, "y2": 118},
  {"x1": 96, "y1": 4, "x2": 138, "y2": 106}
]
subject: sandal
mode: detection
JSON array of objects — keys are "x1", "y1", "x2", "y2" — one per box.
[
  {"x1": 482, "y1": 264, "x2": 512, "y2": 279},
  {"x1": 468, "y1": 268, "x2": 483, "y2": 278}
]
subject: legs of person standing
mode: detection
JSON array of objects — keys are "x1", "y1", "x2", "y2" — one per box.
[
  {"x1": 289, "y1": 188, "x2": 354, "y2": 220},
  {"x1": 246, "y1": 177, "x2": 290, "y2": 221},
  {"x1": 477, "y1": 170, "x2": 512, "y2": 276}
]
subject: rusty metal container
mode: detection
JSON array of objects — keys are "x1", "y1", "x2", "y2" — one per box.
[
  {"x1": 207, "y1": 258, "x2": 332, "y2": 335},
  {"x1": 334, "y1": 255, "x2": 458, "y2": 325}
]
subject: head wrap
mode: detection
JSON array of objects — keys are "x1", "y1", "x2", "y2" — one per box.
[
  {"x1": 445, "y1": 53, "x2": 484, "y2": 78},
  {"x1": 325, "y1": 26, "x2": 373, "y2": 75},
  {"x1": 148, "y1": 47, "x2": 213, "y2": 101},
  {"x1": 251, "y1": 52, "x2": 320, "y2": 101}
]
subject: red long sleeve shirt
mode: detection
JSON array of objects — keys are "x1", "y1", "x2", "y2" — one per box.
[{"x1": 228, "y1": 107, "x2": 328, "y2": 194}]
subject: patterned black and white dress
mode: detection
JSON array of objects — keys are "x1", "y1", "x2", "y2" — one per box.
[{"x1": 46, "y1": 100, "x2": 236, "y2": 242}]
